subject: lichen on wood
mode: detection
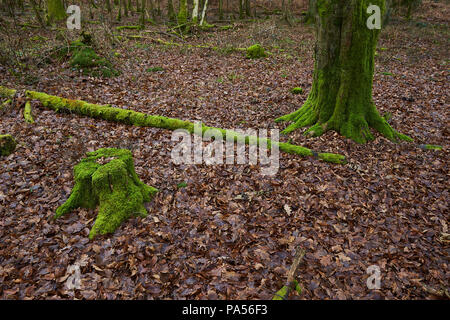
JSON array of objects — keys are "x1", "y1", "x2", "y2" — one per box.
[
  {"x1": 0, "y1": 134, "x2": 17, "y2": 156},
  {"x1": 55, "y1": 148, "x2": 158, "y2": 239}
]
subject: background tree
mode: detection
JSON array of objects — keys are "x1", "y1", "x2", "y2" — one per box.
[
  {"x1": 46, "y1": 0, "x2": 66, "y2": 24},
  {"x1": 178, "y1": 0, "x2": 188, "y2": 25},
  {"x1": 276, "y1": 0, "x2": 411, "y2": 144}
]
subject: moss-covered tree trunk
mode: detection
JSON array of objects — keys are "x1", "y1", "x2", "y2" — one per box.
[
  {"x1": 276, "y1": 0, "x2": 411, "y2": 144},
  {"x1": 0, "y1": 134, "x2": 17, "y2": 156},
  {"x1": 46, "y1": 0, "x2": 66, "y2": 23},
  {"x1": 305, "y1": 0, "x2": 317, "y2": 24},
  {"x1": 177, "y1": 0, "x2": 188, "y2": 25},
  {"x1": 167, "y1": 0, "x2": 175, "y2": 21},
  {"x1": 55, "y1": 148, "x2": 158, "y2": 239}
]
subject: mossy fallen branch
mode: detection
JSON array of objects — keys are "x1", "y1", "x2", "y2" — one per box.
[
  {"x1": 419, "y1": 144, "x2": 443, "y2": 151},
  {"x1": 23, "y1": 101, "x2": 34, "y2": 124},
  {"x1": 0, "y1": 134, "x2": 17, "y2": 156},
  {"x1": 22, "y1": 88, "x2": 345, "y2": 164},
  {"x1": 123, "y1": 36, "x2": 268, "y2": 59},
  {"x1": 116, "y1": 25, "x2": 143, "y2": 31},
  {"x1": 55, "y1": 148, "x2": 158, "y2": 239}
]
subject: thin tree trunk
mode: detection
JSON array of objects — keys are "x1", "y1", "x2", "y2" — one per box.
[
  {"x1": 167, "y1": 0, "x2": 175, "y2": 20},
  {"x1": 199, "y1": 0, "x2": 208, "y2": 25},
  {"x1": 192, "y1": 0, "x2": 199, "y2": 24},
  {"x1": 30, "y1": 0, "x2": 46, "y2": 27}
]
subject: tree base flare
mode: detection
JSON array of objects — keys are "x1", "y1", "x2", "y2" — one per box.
[
  {"x1": 0, "y1": 134, "x2": 17, "y2": 156},
  {"x1": 54, "y1": 148, "x2": 158, "y2": 239},
  {"x1": 276, "y1": 102, "x2": 412, "y2": 144}
]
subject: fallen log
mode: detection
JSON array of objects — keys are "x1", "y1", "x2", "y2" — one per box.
[{"x1": 23, "y1": 88, "x2": 346, "y2": 164}]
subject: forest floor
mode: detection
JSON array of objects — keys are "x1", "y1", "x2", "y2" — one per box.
[{"x1": 0, "y1": 2, "x2": 448, "y2": 299}]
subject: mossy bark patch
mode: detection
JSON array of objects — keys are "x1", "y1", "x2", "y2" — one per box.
[
  {"x1": 0, "y1": 134, "x2": 17, "y2": 156},
  {"x1": 54, "y1": 148, "x2": 158, "y2": 239}
]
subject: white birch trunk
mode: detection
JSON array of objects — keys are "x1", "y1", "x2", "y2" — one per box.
[
  {"x1": 200, "y1": 0, "x2": 209, "y2": 26},
  {"x1": 192, "y1": 0, "x2": 199, "y2": 24}
]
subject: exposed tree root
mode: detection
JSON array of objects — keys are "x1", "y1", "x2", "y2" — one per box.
[
  {"x1": 276, "y1": 101, "x2": 413, "y2": 144},
  {"x1": 55, "y1": 148, "x2": 158, "y2": 239}
]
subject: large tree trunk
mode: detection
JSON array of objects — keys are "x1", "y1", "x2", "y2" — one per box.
[{"x1": 276, "y1": 0, "x2": 410, "y2": 144}]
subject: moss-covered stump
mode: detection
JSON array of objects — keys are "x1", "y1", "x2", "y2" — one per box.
[
  {"x1": 246, "y1": 44, "x2": 267, "y2": 59},
  {"x1": 55, "y1": 148, "x2": 158, "y2": 239},
  {"x1": 0, "y1": 134, "x2": 17, "y2": 156}
]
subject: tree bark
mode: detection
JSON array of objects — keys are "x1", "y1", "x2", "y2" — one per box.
[
  {"x1": 46, "y1": 0, "x2": 66, "y2": 23},
  {"x1": 192, "y1": 0, "x2": 199, "y2": 24},
  {"x1": 276, "y1": 0, "x2": 411, "y2": 144}
]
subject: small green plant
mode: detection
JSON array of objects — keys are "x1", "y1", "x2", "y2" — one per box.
[
  {"x1": 290, "y1": 87, "x2": 303, "y2": 94},
  {"x1": 177, "y1": 181, "x2": 188, "y2": 189},
  {"x1": 146, "y1": 66, "x2": 164, "y2": 72}
]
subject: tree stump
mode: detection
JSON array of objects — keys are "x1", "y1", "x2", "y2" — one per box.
[
  {"x1": 0, "y1": 134, "x2": 17, "y2": 156},
  {"x1": 55, "y1": 148, "x2": 158, "y2": 239}
]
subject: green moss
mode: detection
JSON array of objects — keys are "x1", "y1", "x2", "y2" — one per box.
[
  {"x1": 177, "y1": 0, "x2": 188, "y2": 26},
  {"x1": 0, "y1": 134, "x2": 17, "y2": 156},
  {"x1": 0, "y1": 86, "x2": 16, "y2": 99},
  {"x1": 70, "y1": 46, "x2": 119, "y2": 77},
  {"x1": 318, "y1": 152, "x2": 347, "y2": 164},
  {"x1": 220, "y1": 25, "x2": 233, "y2": 31},
  {"x1": 23, "y1": 101, "x2": 34, "y2": 123},
  {"x1": 63, "y1": 38, "x2": 119, "y2": 78},
  {"x1": 246, "y1": 44, "x2": 267, "y2": 59},
  {"x1": 146, "y1": 66, "x2": 165, "y2": 72},
  {"x1": 54, "y1": 148, "x2": 158, "y2": 239},
  {"x1": 420, "y1": 144, "x2": 443, "y2": 151},
  {"x1": 116, "y1": 25, "x2": 143, "y2": 31},
  {"x1": 290, "y1": 87, "x2": 303, "y2": 94},
  {"x1": 272, "y1": 280, "x2": 302, "y2": 300}
]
